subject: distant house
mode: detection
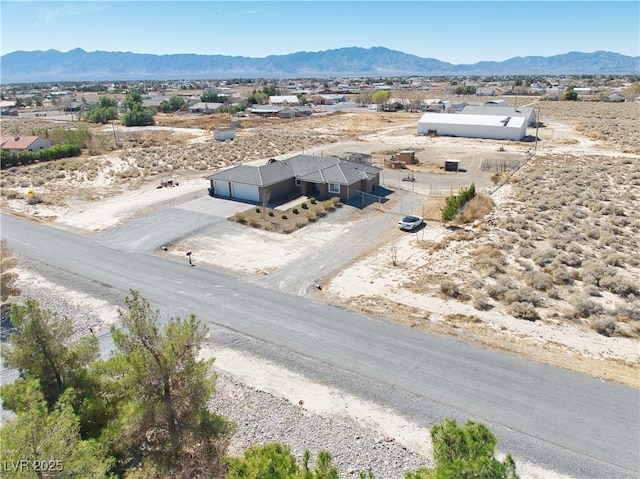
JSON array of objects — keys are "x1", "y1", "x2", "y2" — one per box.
[
  {"x1": 208, "y1": 154, "x2": 382, "y2": 203},
  {"x1": 0, "y1": 135, "x2": 54, "y2": 152},
  {"x1": 246, "y1": 105, "x2": 311, "y2": 118},
  {"x1": 189, "y1": 102, "x2": 225, "y2": 114},
  {"x1": 269, "y1": 95, "x2": 300, "y2": 106}
]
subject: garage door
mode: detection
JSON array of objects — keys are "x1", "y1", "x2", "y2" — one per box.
[
  {"x1": 213, "y1": 180, "x2": 231, "y2": 197},
  {"x1": 231, "y1": 183, "x2": 259, "y2": 202}
]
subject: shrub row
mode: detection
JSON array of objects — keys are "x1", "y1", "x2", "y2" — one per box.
[{"x1": 1, "y1": 144, "x2": 82, "y2": 168}]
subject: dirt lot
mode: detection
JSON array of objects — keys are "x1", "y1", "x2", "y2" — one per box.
[{"x1": 1, "y1": 100, "x2": 639, "y2": 389}]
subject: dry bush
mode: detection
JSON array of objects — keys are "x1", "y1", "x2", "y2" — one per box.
[
  {"x1": 570, "y1": 295, "x2": 604, "y2": 319},
  {"x1": 449, "y1": 229, "x2": 476, "y2": 242},
  {"x1": 507, "y1": 302, "x2": 540, "y2": 321},
  {"x1": 457, "y1": 193, "x2": 494, "y2": 223},
  {"x1": 525, "y1": 271, "x2": 554, "y2": 291},
  {"x1": 471, "y1": 291, "x2": 492, "y2": 311},
  {"x1": 504, "y1": 287, "x2": 543, "y2": 307},
  {"x1": 439, "y1": 280, "x2": 461, "y2": 298}
]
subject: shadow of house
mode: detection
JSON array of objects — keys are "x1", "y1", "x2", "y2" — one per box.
[{"x1": 208, "y1": 155, "x2": 382, "y2": 204}]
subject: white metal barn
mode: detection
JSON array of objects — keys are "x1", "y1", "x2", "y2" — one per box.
[{"x1": 417, "y1": 113, "x2": 527, "y2": 141}]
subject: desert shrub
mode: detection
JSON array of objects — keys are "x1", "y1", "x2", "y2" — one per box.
[
  {"x1": 268, "y1": 211, "x2": 275, "y2": 217},
  {"x1": 557, "y1": 252, "x2": 582, "y2": 268},
  {"x1": 457, "y1": 193, "x2": 494, "y2": 223},
  {"x1": 26, "y1": 194, "x2": 44, "y2": 205},
  {"x1": 306, "y1": 212, "x2": 317, "y2": 222},
  {"x1": 310, "y1": 197, "x2": 316, "y2": 204},
  {"x1": 599, "y1": 275, "x2": 639, "y2": 297},
  {"x1": 486, "y1": 281, "x2": 511, "y2": 300},
  {"x1": 292, "y1": 208, "x2": 299, "y2": 214},
  {"x1": 474, "y1": 257, "x2": 506, "y2": 277},
  {"x1": 583, "y1": 285, "x2": 603, "y2": 297},
  {"x1": 472, "y1": 292, "x2": 492, "y2": 311},
  {"x1": 582, "y1": 259, "x2": 615, "y2": 283},
  {"x1": 570, "y1": 295, "x2": 604, "y2": 319},
  {"x1": 2, "y1": 190, "x2": 23, "y2": 200},
  {"x1": 504, "y1": 287, "x2": 543, "y2": 307},
  {"x1": 532, "y1": 248, "x2": 558, "y2": 267},
  {"x1": 255, "y1": 207, "x2": 261, "y2": 213},
  {"x1": 526, "y1": 271, "x2": 554, "y2": 291},
  {"x1": 604, "y1": 252, "x2": 624, "y2": 267},
  {"x1": 507, "y1": 302, "x2": 540, "y2": 321},
  {"x1": 281, "y1": 214, "x2": 288, "y2": 220},
  {"x1": 301, "y1": 202, "x2": 308, "y2": 209},
  {"x1": 440, "y1": 280, "x2": 461, "y2": 298},
  {"x1": 590, "y1": 317, "x2": 619, "y2": 337}
]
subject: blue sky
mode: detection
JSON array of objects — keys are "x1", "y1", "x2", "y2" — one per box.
[{"x1": 1, "y1": 1, "x2": 638, "y2": 63}]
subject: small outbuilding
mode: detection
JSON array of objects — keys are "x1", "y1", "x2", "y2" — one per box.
[
  {"x1": 444, "y1": 159, "x2": 461, "y2": 172},
  {"x1": 213, "y1": 127, "x2": 235, "y2": 142}
]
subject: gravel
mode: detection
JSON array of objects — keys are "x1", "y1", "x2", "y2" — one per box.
[{"x1": 3, "y1": 279, "x2": 432, "y2": 478}]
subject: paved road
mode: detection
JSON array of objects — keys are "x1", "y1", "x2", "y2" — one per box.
[{"x1": 1, "y1": 214, "x2": 638, "y2": 479}]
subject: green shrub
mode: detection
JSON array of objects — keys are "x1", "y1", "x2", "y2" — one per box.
[
  {"x1": 441, "y1": 183, "x2": 476, "y2": 223},
  {"x1": 310, "y1": 197, "x2": 316, "y2": 204},
  {"x1": 301, "y1": 202, "x2": 308, "y2": 209},
  {"x1": 268, "y1": 211, "x2": 275, "y2": 217},
  {"x1": 281, "y1": 214, "x2": 288, "y2": 220},
  {"x1": 255, "y1": 207, "x2": 261, "y2": 213},
  {"x1": 292, "y1": 208, "x2": 299, "y2": 214}
]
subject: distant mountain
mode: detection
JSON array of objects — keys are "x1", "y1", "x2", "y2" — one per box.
[{"x1": 1, "y1": 47, "x2": 638, "y2": 83}]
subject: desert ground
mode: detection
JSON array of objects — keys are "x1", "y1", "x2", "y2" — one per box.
[{"x1": 1, "y1": 99, "x2": 639, "y2": 476}]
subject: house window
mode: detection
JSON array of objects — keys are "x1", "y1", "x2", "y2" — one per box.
[
  {"x1": 328, "y1": 183, "x2": 340, "y2": 194},
  {"x1": 295, "y1": 179, "x2": 301, "y2": 186}
]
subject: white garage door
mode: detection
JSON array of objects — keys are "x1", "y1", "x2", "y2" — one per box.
[
  {"x1": 231, "y1": 183, "x2": 259, "y2": 202},
  {"x1": 213, "y1": 180, "x2": 231, "y2": 197}
]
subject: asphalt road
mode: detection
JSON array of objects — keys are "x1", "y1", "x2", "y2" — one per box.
[{"x1": 1, "y1": 213, "x2": 638, "y2": 479}]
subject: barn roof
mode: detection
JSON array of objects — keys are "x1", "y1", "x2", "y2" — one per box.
[{"x1": 418, "y1": 113, "x2": 526, "y2": 129}]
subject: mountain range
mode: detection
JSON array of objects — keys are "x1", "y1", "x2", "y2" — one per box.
[{"x1": 1, "y1": 47, "x2": 638, "y2": 83}]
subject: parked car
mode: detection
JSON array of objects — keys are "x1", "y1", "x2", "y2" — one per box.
[{"x1": 398, "y1": 215, "x2": 424, "y2": 231}]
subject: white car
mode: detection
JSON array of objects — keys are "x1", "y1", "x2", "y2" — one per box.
[{"x1": 398, "y1": 215, "x2": 424, "y2": 231}]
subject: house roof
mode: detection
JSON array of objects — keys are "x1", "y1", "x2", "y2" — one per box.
[
  {"x1": 189, "y1": 102, "x2": 223, "y2": 110},
  {"x1": 0, "y1": 135, "x2": 51, "y2": 150},
  {"x1": 269, "y1": 95, "x2": 299, "y2": 104},
  {"x1": 208, "y1": 155, "x2": 381, "y2": 187}
]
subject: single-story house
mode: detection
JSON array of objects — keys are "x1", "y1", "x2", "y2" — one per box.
[
  {"x1": 417, "y1": 113, "x2": 527, "y2": 141},
  {"x1": 462, "y1": 105, "x2": 537, "y2": 126},
  {"x1": 246, "y1": 105, "x2": 311, "y2": 118},
  {"x1": 207, "y1": 154, "x2": 382, "y2": 203},
  {"x1": 0, "y1": 135, "x2": 54, "y2": 152},
  {"x1": 189, "y1": 102, "x2": 225, "y2": 114},
  {"x1": 269, "y1": 95, "x2": 300, "y2": 106}
]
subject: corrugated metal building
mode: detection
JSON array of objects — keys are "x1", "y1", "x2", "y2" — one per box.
[{"x1": 417, "y1": 113, "x2": 527, "y2": 141}]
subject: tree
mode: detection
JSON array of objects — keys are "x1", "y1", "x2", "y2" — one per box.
[
  {"x1": 405, "y1": 417, "x2": 518, "y2": 479},
  {"x1": 564, "y1": 87, "x2": 578, "y2": 101},
  {"x1": 225, "y1": 443, "x2": 339, "y2": 479},
  {"x1": 0, "y1": 380, "x2": 113, "y2": 479},
  {"x1": 201, "y1": 91, "x2": 225, "y2": 103},
  {"x1": 372, "y1": 90, "x2": 391, "y2": 107},
  {"x1": 1, "y1": 298, "x2": 98, "y2": 410},
  {"x1": 122, "y1": 107, "x2": 155, "y2": 127},
  {"x1": 106, "y1": 290, "x2": 233, "y2": 476},
  {"x1": 161, "y1": 96, "x2": 186, "y2": 113},
  {"x1": 1, "y1": 240, "x2": 20, "y2": 301},
  {"x1": 123, "y1": 91, "x2": 143, "y2": 111}
]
